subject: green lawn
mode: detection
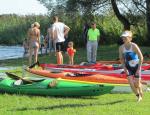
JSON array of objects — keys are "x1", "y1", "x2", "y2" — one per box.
[
  {"x1": 0, "y1": 93, "x2": 150, "y2": 115},
  {"x1": 0, "y1": 45, "x2": 150, "y2": 115}
]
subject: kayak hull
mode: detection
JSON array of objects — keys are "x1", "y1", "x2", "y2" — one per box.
[{"x1": 0, "y1": 77, "x2": 114, "y2": 96}]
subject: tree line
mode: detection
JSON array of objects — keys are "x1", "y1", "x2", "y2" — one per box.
[
  {"x1": 0, "y1": 14, "x2": 49, "y2": 45},
  {"x1": 38, "y1": 0, "x2": 150, "y2": 46},
  {"x1": 0, "y1": 10, "x2": 148, "y2": 47}
]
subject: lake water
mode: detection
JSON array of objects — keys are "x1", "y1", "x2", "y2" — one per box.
[{"x1": 0, "y1": 46, "x2": 24, "y2": 60}]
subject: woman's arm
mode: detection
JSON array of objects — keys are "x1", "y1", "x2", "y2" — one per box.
[
  {"x1": 64, "y1": 25, "x2": 70, "y2": 37},
  {"x1": 119, "y1": 46, "x2": 128, "y2": 75},
  {"x1": 119, "y1": 46, "x2": 124, "y2": 64},
  {"x1": 37, "y1": 29, "x2": 40, "y2": 44},
  {"x1": 133, "y1": 43, "x2": 143, "y2": 66}
]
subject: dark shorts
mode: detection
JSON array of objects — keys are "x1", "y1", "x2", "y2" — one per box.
[
  {"x1": 125, "y1": 64, "x2": 141, "y2": 78},
  {"x1": 56, "y1": 42, "x2": 64, "y2": 52}
]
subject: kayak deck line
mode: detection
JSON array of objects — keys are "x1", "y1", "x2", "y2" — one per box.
[
  {"x1": 25, "y1": 68, "x2": 129, "y2": 86},
  {"x1": 1, "y1": 72, "x2": 114, "y2": 96}
]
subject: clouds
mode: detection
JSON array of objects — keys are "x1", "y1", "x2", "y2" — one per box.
[{"x1": 0, "y1": 0, "x2": 48, "y2": 15}]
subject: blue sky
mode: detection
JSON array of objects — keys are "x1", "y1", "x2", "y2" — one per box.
[{"x1": 0, "y1": 0, "x2": 48, "y2": 15}]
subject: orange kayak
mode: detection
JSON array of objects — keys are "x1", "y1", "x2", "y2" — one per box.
[{"x1": 26, "y1": 68, "x2": 128, "y2": 84}]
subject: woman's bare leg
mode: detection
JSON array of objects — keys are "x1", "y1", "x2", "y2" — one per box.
[
  {"x1": 34, "y1": 47, "x2": 39, "y2": 63},
  {"x1": 134, "y1": 78, "x2": 143, "y2": 101},
  {"x1": 128, "y1": 76, "x2": 139, "y2": 95},
  {"x1": 29, "y1": 48, "x2": 33, "y2": 66}
]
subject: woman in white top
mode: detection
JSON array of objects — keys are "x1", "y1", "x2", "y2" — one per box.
[{"x1": 119, "y1": 30, "x2": 143, "y2": 102}]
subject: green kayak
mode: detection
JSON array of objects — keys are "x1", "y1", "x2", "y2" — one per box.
[{"x1": 0, "y1": 73, "x2": 114, "y2": 96}]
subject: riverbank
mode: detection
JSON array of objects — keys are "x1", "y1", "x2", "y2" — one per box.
[{"x1": 0, "y1": 45, "x2": 150, "y2": 67}]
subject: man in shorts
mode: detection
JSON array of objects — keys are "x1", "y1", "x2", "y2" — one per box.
[{"x1": 51, "y1": 16, "x2": 70, "y2": 64}]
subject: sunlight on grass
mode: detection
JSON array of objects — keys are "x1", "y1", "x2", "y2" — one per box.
[{"x1": 0, "y1": 45, "x2": 150, "y2": 115}]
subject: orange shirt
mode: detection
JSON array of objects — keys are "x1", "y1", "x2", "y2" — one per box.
[{"x1": 67, "y1": 48, "x2": 75, "y2": 56}]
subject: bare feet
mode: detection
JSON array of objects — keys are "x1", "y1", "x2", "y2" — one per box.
[
  {"x1": 136, "y1": 94, "x2": 142, "y2": 102},
  {"x1": 137, "y1": 96, "x2": 142, "y2": 102}
]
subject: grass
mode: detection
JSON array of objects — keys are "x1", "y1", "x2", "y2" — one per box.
[
  {"x1": 0, "y1": 93, "x2": 150, "y2": 115},
  {"x1": 0, "y1": 45, "x2": 150, "y2": 115}
]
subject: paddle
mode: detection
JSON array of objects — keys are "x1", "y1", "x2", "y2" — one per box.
[
  {"x1": 29, "y1": 61, "x2": 40, "y2": 68},
  {"x1": 5, "y1": 72, "x2": 45, "y2": 84},
  {"x1": 6, "y1": 72, "x2": 58, "y2": 88}
]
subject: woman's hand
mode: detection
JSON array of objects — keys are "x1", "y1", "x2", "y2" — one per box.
[
  {"x1": 135, "y1": 66, "x2": 141, "y2": 76},
  {"x1": 124, "y1": 67, "x2": 129, "y2": 76}
]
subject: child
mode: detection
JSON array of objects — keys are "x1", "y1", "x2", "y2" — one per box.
[
  {"x1": 67, "y1": 41, "x2": 76, "y2": 65},
  {"x1": 23, "y1": 38, "x2": 29, "y2": 54},
  {"x1": 40, "y1": 34, "x2": 45, "y2": 54}
]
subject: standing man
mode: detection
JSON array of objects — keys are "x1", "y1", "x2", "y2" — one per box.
[
  {"x1": 83, "y1": 22, "x2": 89, "y2": 46},
  {"x1": 51, "y1": 16, "x2": 70, "y2": 64},
  {"x1": 47, "y1": 26, "x2": 56, "y2": 53},
  {"x1": 87, "y1": 22, "x2": 100, "y2": 64},
  {"x1": 47, "y1": 27, "x2": 52, "y2": 52}
]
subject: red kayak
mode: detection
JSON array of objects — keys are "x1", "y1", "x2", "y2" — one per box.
[
  {"x1": 98, "y1": 60, "x2": 150, "y2": 64},
  {"x1": 40, "y1": 63, "x2": 150, "y2": 71},
  {"x1": 40, "y1": 64, "x2": 150, "y2": 81},
  {"x1": 40, "y1": 63, "x2": 120, "y2": 70}
]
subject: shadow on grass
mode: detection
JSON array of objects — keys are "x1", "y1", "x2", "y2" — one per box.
[
  {"x1": 0, "y1": 92, "x2": 100, "y2": 100},
  {"x1": 9, "y1": 100, "x2": 126, "y2": 111}
]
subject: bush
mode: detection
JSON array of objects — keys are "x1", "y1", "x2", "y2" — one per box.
[{"x1": 0, "y1": 14, "x2": 147, "y2": 46}]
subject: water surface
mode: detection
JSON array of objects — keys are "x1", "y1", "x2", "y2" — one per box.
[{"x1": 0, "y1": 46, "x2": 24, "y2": 60}]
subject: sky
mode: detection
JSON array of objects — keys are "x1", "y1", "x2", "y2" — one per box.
[{"x1": 0, "y1": 0, "x2": 48, "y2": 15}]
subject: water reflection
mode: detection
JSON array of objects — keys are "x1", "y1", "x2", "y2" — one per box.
[{"x1": 0, "y1": 46, "x2": 24, "y2": 60}]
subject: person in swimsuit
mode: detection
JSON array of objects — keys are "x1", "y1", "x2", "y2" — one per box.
[
  {"x1": 67, "y1": 41, "x2": 76, "y2": 65},
  {"x1": 23, "y1": 38, "x2": 29, "y2": 55},
  {"x1": 40, "y1": 34, "x2": 45, "y2": 54},
  {"x1": 119, "y1": 30, "x2": 143, "y2": 102},
  {"x1": 27, "y1": 22, "x2": 40, "y2": 66},
  {"x1": 51, "y1": 16, "x2": 70, "y2": 64}
]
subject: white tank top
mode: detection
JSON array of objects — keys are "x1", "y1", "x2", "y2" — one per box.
[
  {"x1": 123, "y1": 43, "x2": 133, "y2": 53},
  {"x1": 122, "y1": 43, "x2": 139, "y2": 67},
  {"x1": 52, "y1": 22, "x2": 67, "y2": 42}
]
